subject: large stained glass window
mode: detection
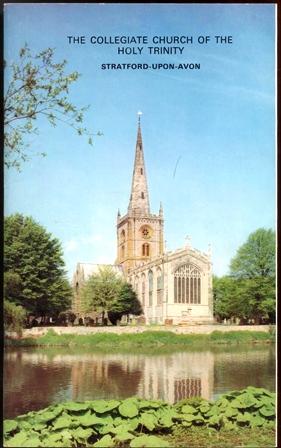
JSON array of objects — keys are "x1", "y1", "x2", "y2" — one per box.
[{"x1": 174, "y1": 264, "x2": 201, "y2": 304}]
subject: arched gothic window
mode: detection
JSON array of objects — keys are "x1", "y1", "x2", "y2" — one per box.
[
  {"x1": 156, "y1": 268, "x2": 163, "y2": 305},
  {"x1": 174, "y1": 264, "x2": 201, "y2": 304},
  {"x1": 141, "y1": 273, "x2": 146, "y2": 306},
  {"x1": 142, "y1": 243, "x2": 150, "y2": 257},
  {"x1": 148, "y1": 270, "x2": 153, "y2": 306},
  {"x1": 120, "y1": 229, "x2": 125, "y2": 243},
  {"x1": 135, "y1": 276, "x2": 139, "y2": 296}
]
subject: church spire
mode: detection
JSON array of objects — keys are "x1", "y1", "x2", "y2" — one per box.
[{"x1": 128, "y1": 113, "x2": 150, "y2": 214}]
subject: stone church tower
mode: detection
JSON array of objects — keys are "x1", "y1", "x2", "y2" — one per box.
[{"x1": 116, "y1": 117, "x2": 164, "y2": 274}]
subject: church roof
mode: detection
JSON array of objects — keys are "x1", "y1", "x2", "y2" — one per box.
[{"x1": 75, "y1": 262, "x2": 124, "y2": 282}]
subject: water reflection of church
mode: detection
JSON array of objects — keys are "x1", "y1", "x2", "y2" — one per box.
[{"x1": 70, "y1": 352, "x2": 214, "y2": 403}]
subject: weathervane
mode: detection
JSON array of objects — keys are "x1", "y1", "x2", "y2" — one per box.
[{"x1": 137, "y1": 110, "x2": 143, "y2": 124}]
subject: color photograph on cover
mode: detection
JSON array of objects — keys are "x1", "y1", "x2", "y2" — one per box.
[{"x1": 4, "y1": 3, "x2": 276, "y2": 448}]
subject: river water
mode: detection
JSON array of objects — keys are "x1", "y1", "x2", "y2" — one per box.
[{"x1": 4, "y1": 344, "x2": 275, "y2": 419}]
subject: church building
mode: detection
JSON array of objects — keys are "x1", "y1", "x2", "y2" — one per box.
[{"x1": 73, "y1": 116, "x2": 213, "y2": 324}]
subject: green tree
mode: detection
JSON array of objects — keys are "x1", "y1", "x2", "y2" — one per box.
[
  {"x1": 4, "y1": 213, "x2": 72, "y2": 319},
  {"x1": 214, "y1": 229, "x2": 276, "y2": 324},
  {"x1": 4, "y1": 44, "x2": 100, "y2": 170},
  {"x1": 229, "y1": 228, "x2": 276, "y2": 323},
  {"x1": 230, "y1": 228, "x2": 275, "y2": 279},
  {"x1": 4, "y1": 271, "x2": 23, "y2": 301},
  {"x1": 108, "y1": 283, "x2": 143, "y2": 325},
  {"x1": 4, "y1": 300, "x2": 27, "y2": 337},
  {"x1": 213, "y1": 275, "x2": 235, "y2": 321},
  {"x1": 81, "y1": 267, "x2": 143, "y2": 325},
  {"x1": 81, "y1": 266, "x2": 124, "y2": 323}
]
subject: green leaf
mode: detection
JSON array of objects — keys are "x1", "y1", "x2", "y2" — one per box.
[
  {"x1": 139, "y1": 412, "x2": 158, "y2": 431},
  {"x1": 72, "y1": 426, "x2": 94, "y2": 441},
  {"x1": 63, "y1": 401, "x2": 90, "y2": 412},
  {"x1": 224, "y1": 421, "x2": 237, "y2": 430},
  {"x1": 99, "y1": 424, "x2": 115, "y2": 435},
  {"x1": 17, "y1": 420, "x2": 32, "y2": 431},
  {"x1": 37, "y1": 410, "x2": 58, "y2": 422},
  {"x1": 33, "y1": 422, "x2": 47, "y2": 431},
  {"x1": 92, "y1": 399, "x2": 120, "y2": 413},
  {"x1": 216, "y1": 397, "x2": 229, "y2": 409},
  {"x1": 182, "y1": 413, "x2": 196, "y2": 422},
  {"x1": 138, "y1": 400, "x2": 163, "y2": 409},
  {"x1": 4, "y1": 419, "x2": 18, "y2": 434},
  {"x1": 93, "y1": 434, "x2": 114, "y2": 447},
  {"x1": 4, "y1": 430, "x2": 28, "y2": 447},
  {"x1": 130, "y1": 435, "x2": 170, "y2": 447},
  {"x1": 199, "y1": 404, "x2": 211, "y2": 414},
  {"x1": 224, "y1": 406, "x2": 239, "y2": 418},
  {"x1": 78, "y1": 412, "x2": 107, "y2": 427},
  {"x1": 249, "y1": 415, "x2": 266, "y2": 427},
  {"x1": 115, "y1": 432, "x2": 135, "y2": 442},
  {"x1": 181, "y1": 404, "x2": 197, "y2": 414},
  {"x1": 259, "y1": 405, "x2": 275, "y2": 417},
  {"x1": 52, "y1": 415, "x2": 72, "y2": 430},
  {"x1": 208, "y1": 415, "x2": 221, "y2": 427},
  {"x1": 119, "y1": 400, "x2": 139, "y2": 418},
  {"x1": 236, "y1": 412, "x2": 251, "y2": 424}
]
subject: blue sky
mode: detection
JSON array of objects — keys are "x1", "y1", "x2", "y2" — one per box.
[{"x1": 4, "y1": 3, "x2": 276, "y2": 279}]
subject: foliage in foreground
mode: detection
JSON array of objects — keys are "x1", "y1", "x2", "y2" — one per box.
[
  {"x1": 3, "y1": 387, "x2": 275, "y2": 447},
  {"x1": 5, "y1": 328, "x2": 275, "y2": 348}
]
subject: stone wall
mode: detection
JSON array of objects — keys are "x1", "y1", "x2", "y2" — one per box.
[{"x1": 14, "y1": 324, "x2": 273, "y2": 339}]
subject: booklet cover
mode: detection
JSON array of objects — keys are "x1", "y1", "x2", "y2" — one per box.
[{"x1": 4, "y1": 3, "x2": 276, "y2": 446}]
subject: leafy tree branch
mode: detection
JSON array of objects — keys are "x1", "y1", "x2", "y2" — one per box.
[{"x1": 4, "y1": 44, "x2": 102, "y2": 170}]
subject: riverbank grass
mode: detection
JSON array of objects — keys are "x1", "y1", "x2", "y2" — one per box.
[
  {"x1": 5, "y1": 329, "x2": 275, "y2": 348},
  {"x1": 165, "y1": 426, "x2": 276, "y2": 447}
]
